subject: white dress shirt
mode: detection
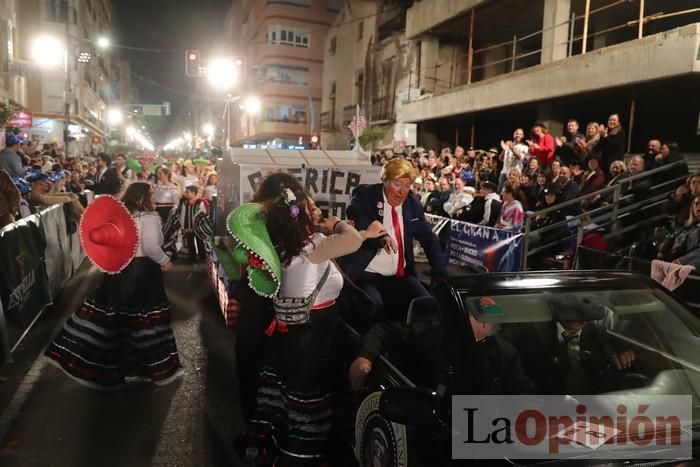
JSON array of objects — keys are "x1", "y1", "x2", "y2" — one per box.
[
  {"x1": 96, "y1": 167, "x2": 108, "y2": 183},
  {"x1": 365, "y1": 193, "x2": 405, "y2": 276}
]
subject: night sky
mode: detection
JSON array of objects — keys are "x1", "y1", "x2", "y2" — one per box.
[{"x1": 112, "y1": 0, "x2": 232, "y2": 143}]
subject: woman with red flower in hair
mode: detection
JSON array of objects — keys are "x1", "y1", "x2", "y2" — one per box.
[{"x1": 236, "y1": 172, "x2": 385, "y2": 466}]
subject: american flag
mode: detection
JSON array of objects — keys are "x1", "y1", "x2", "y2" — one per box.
[{"x1": 348, "y1": 106, "x2": 367, "y2": 138}]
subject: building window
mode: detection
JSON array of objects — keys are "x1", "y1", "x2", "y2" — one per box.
[
  {"x1": 357, "y1": 21, "x2": 364, "y2": 40},
  {"x1": 263, "y1": 104, "x2": 307, "y2": 124},
  {"x1": 46, "y1": 0, "x2": 76, "y2": 24},
  {"x1": 327, "y1": 0, "x2": 343, "y2": 12},
  {"x1": 329, "y1": 37, "x2": 336, "y2": 55},
  {"x1": 258, "y1": 64, "x2": 309, "y2": 86},
  {"x1": 267, "y1": 25, "x2": 310, "y2": 48}
]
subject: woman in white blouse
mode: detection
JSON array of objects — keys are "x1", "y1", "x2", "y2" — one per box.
[
  {"x1": 181, "y1": 160, "x2": 200, "y2": 189},
  {"x1": 244, "y1": 173, "x2": 384, "y2": 466},
  {"x1": 45, "y1": 182, "x2": 183, "y2": 389},
  {"x1": 153, "y1": 166, "x2": 181, "y2": 222}
]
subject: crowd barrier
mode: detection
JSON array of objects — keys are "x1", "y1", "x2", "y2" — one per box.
[
  {"x1": 0, "y1": 205, "x2": 85, "y2": 363},
  {"x1": 424, "y1": 214, "x2": 524, "y2": 272}
]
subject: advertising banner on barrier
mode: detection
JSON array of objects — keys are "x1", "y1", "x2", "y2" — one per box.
[
  {"x1": 70, "y1": 231, "x2": 84, "y2": 272},
  {"x1": 447, "y1": 220, "x2": 524, "y2": 272},
  {"x1": 423, "y1": 215, "x2": 523, "y2": 271},
  {"x1": 0, "y1": 217, "x2": 52, "y2": 349},
  {"x1": 41, "y1": 205, "x2": 73, "y2": 294}
]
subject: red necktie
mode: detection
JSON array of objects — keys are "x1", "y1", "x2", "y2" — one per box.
[{"x1": 391, "y1": 206, "x2": 405, "y2": 278}]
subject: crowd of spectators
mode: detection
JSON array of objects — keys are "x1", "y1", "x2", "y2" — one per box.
[
  {"x1": 0, "y1": 132, "x2": 219, "y2": 232},
  {"x1": 371, "y1": 113, "x2": 696, "y2": 266}
]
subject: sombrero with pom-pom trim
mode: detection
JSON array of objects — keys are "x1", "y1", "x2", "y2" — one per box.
[
  {"x1": 226, "y1": 203, "x2": 281, "y2": 298},
  {"x1": 80, "y1": 195, "x2": 139, "y2": 274}
]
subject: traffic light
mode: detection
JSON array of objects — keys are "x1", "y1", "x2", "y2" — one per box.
[
  {"x1": 185, "y1": 50, "x2": 201, "y2": 77},
  {"x1": 310, "y1": 134, "x2": 319, "y2": 149}
]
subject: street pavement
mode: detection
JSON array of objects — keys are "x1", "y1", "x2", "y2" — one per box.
[{"x1": 0, "y1": 258, "x2": 247, "y2": 466}]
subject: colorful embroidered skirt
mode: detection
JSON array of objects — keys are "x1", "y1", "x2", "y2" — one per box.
[
  {"x1": 45, "y1": 258, "x2": 182, "y2": 389},
  {"x1": 247, "y1": 305, "x2": 338, "y2": 465}
]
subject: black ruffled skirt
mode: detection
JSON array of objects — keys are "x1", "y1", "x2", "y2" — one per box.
[{"x1": 45, "y1": 258, "x2": 182, "y2": 389}]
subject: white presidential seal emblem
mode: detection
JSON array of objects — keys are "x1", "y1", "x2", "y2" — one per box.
[{"x1": 355, "y1": 392, "x2": 408, "y2": 467}]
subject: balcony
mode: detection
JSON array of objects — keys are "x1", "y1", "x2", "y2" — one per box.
[{"x1": 371, "y1": 96, "x2": 394, "y2": 123}]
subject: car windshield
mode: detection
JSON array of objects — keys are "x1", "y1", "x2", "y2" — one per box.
[{"x1": 461, "y1": 287, "x2": 700, "y2": 418}]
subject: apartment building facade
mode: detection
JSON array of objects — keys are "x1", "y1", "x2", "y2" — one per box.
[
  {"x1": 320, "y1": 0, "x2": 418, "y2": 151},
  {"x1": 225, "y1": 0, "x2": 342, "y2": 149},
  {"x1": 15, "y1": 0, "x2": 135, "y2": 149}
]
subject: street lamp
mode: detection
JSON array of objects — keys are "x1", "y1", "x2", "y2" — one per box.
[
  {"x1": 96, "y1": 36, "x2": 110, "y2": 49},
  {"x1": 31, "y1": 36, "x2": 64, "y2": 68},
  {"x1": 243, "y1": 96, "x2": 262, "y2": 114},
  {"x1": 107, "y1": 108, "x2": 123, "y2": 125},
  {"x1": 207, "y1": 58, "x2": 240, "y2": 90}
]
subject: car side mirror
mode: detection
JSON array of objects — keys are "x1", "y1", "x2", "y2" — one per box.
[{"x1": 379, "y1": 387, "x2": 442, "y2": 428}]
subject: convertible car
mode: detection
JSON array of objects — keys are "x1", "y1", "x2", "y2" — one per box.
[{"x1": 335, "y1": 270, "x2": 700, "y2": 467}]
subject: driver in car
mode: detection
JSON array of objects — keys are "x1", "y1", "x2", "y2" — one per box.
[
  {"x1": 349, "y1": 297, "x2": 536, "y2": 395},
  {"x1": 501, "y1": 295, "x2": 636, "y2": 394}
]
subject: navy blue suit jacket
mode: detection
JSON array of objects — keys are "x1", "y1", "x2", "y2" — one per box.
[{"x1": 341, "y1": 183, "x2": 446, "y2": 281}]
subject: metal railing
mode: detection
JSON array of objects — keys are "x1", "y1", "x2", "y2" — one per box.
[
  {"x1": 409, "y1": 0, "x2": 700, "y2": 96},
  {"x1": 521, "y1": 161, "x2": 689, "y2": 269}
]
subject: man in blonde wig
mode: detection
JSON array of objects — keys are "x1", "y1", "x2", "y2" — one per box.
[{"x1": 341, "y1": 158, "x2": 446, "y2": 322}]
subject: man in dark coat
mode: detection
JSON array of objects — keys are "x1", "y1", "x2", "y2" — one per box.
[
  {"x1": 340, "y1": 158, "x2": 446, "y2": 323},
  {"x1": 501, "y1": 295, "x2": 635, "y2": 394},
  {"x1": 92, "y1": 153, "x2": 121, "y2": 195},
  {"x1": 348, "y1": 298, "x2": 535, "y2": 395}
]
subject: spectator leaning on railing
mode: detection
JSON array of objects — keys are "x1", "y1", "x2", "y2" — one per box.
[
  {"x1": 657, "y1": 196, "x2": 700, "y2": 268},
  {"x1": 652, "y1": 142, "x2": 689, "y2": 191},
  {"x1": 496, "y1": 182, "x2": 525, "y2": 232}
]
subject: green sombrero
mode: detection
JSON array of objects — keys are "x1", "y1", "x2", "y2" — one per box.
[
  {"x1": 125, "y1": 158, "x2": 142, "y2": 174},
  {"x1": 193, "y1": 157, "x2": 209, "y2": 165},
  {"x1": 227, "y1": 203, "x2": 281, "y2": 298}
]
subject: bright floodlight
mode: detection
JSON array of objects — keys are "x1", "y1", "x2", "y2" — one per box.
[
  {"x1": 107, "y1": 108, "x2": 123, "y2": 125},
  {"x1": 207, "y1": 58, "x2": 239, "y2": 89},
  {"x1": 97, "y1": 37, "x2": 110, "y2": 49},
  {"x1": 31, "y1": 36, "x2": 65, "y2": 67},
  {"x1": 244, "y1": 96, "x2": 262, "y2": 114},
  {"x1": 203, "y1": 123, "x2": 215, "y2": 136}
]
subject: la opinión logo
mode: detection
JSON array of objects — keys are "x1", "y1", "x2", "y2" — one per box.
[{"x1": 452, "y1": 395, "x2": 691, "y2": 460}]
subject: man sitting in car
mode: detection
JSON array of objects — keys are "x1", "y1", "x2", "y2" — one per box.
[
  {"x1": 501, "y1": 295, "x2": 636, "y2": 394},
  {"x1": 348, "y1": 296, "x2": 535, "y2": 395}
]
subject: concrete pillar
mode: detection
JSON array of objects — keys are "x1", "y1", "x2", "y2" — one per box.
[
  {"x1": 536, "y1": 103, "x2": 563, "y2": 138},
  {"x1": 419, "y1": 38, "x2": 439, "y2": 93},
  {"x1": 541, "y1": 0, "x2": 571, "y2": 64}
]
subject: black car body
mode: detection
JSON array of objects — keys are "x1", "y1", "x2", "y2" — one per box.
[{"x1": 338, "y1": 270, "x2": 700, "y2": 467}]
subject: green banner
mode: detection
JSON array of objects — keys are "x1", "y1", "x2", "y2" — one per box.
[{"x1": 0, "y1": 217, "x2": 52, "y2": 349}]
